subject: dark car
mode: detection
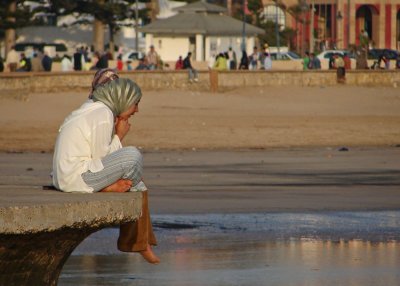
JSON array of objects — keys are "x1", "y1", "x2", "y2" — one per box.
[{"x1": 368, "y1": 49, "x2": 399, "y2": 60}]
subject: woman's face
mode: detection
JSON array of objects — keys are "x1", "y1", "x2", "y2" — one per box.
[{"x1": 118, "y1": 103, "x2": 139, "y2": 121}]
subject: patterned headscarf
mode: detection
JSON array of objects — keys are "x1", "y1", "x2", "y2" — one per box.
[
  {"x1": 91, "y1": 78, "x2": 142, "y2": 117},
  {"x1": 89, "y1": 68, "x2": 119, "y2": 99}
]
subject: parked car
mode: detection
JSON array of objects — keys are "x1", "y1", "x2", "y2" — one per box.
[
  {"x1": 368, "y1": 49, "x2": 399, "y2": 60},
  {"x1": 121, "y1": 51, "x2": 144, "y2": 62},
  {"x1": 270, "y1": 51, "x2": 301, "y2": 61},
  {"x1": 317, "y1": 50, "x2": 355, "y2": 60}
]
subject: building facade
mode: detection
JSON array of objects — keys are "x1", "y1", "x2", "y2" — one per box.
[{"x1": 262, "y1": 0, "x2": 400, "y2": 52}]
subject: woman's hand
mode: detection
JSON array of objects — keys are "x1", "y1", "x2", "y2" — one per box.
[{"x1": 115, "y1": 117, "x2": 131, "y2": 141}]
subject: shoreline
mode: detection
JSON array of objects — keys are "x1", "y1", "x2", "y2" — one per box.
[{"x1": 1, "y1": 148, "x2": 399, "y2": 214}]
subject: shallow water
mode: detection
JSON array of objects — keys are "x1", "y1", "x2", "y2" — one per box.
[{"x1": 59, "y1": 211, "x2": 400, "y2": 286}]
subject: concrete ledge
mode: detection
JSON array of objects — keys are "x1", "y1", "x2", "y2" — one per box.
[
  {"x1": 0, "y1": 187, "x2": 142, "y2": 286},
  {"x1": 0, "y1": 187, "x2": 142, "y2": 234}
]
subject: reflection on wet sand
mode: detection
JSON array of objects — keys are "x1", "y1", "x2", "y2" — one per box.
[{"x1": 60, "y1": 237, "x2": 400, "y2": 286}]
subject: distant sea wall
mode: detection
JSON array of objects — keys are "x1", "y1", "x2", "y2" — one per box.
[{"x1": 0, "y1": 69, "x2": 399, "y2": 99}]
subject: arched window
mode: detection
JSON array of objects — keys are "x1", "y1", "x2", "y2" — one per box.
[{"x1": 260, "y1": 5, "x2": 285, "y2": 27}]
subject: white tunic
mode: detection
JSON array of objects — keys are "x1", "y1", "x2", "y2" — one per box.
[{"x1": 52, "y1": 100, "x2": 122, "y2": 193}]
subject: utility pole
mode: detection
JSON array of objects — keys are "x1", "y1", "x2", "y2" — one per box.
[
  {"x1": 310, "y1": 0, "x2": 315, "y2": 53},
  {"x1": 241, "y1": 0, "x2": 246, "y2": 52},
  {"x1": 275, "y1": 1, "x2": 280, "y2": 58},
  {"x1": 346, "y1": 0, "x2": 350, "y2": 48},
  {"x1": 135, "y1": 0, "x2": 139, "y2": 52}
]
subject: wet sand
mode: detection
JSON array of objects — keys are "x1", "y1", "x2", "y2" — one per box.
[
  {"x1": 1, "y1": 148, "x2": 399, "y2": 213},
  {"x1": 0, "y1": 86, "x2": 399, "y2": 152}
]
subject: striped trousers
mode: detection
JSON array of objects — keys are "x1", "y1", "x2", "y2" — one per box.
[
  {"x1": 82, "y1": 146, "x2": 156, "y2": 252},
  {"x1": 81, "y1": 146, "x2": 147, "y2": 192}
]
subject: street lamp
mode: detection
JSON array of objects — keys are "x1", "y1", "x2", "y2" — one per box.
[
  {"x1": 275, "y1": 1, "x2": 281, "y2": 59},
  {"x1": 346, "y1": 0, "x2": 350, "y2": 48},
  {"x1": 241, "y1": 0, "x2": 246, "y2": 52},
  {"x1": 135, "y1": 0, "x2": 139, "y2": 53}
]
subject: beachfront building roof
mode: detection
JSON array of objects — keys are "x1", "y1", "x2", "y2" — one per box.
[{"x1": 140, "y1": 0, "x2": 265, "y2": 62}]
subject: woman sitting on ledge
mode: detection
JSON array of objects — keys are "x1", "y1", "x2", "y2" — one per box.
[{"x1": 52, "y1": 68, "x2": 159, "y2": 264}]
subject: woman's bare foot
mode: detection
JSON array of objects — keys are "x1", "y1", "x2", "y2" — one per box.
[
  {"x1": 100, "y1": 179, "x2": 132, "y2": 193},
  {"x1": 140, "y1": 244, "x2": 160, "y2": 264}
]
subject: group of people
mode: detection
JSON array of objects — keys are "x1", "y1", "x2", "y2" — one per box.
[
  {"x1": 2, "y1": 46, "x2": 53, "y2": 72},
  {"x1": 302, "y1": 52, "x2": 322, "y2": 70},
  {"x1": 0, "y1": 45, "x2": 115, "y2": 73},
  {"x1": 206, "y1": 46, "x2": 272, "y2": 71},
  {"x1": 59, "y1": 48, "x2": 113, "y2": 72}
]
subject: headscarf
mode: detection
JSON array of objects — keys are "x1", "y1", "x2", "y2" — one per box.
[
  {"x1": 89, "y1": 68, "x2": 119, "y2": 99},
  {"x1": 91, "y1": 78, "x2": 142, "y2": 117}
]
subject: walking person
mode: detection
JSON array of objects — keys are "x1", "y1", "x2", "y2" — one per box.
[
  {"x1": 73, "y1": 48, "x2": 83, "y2": 71},
  {"x1": 238, "y1": 51, "x2": 249, "y2": 70},
  {"x1": 227, "y1": 47, "x2": 237, "y2": 70},
  {"x1": 52, "y1": 68, "x2": 160, "y2": 264},
  {"x1": 6, "y1": 45, "x2": 19, "y2": 72},
  {"x1": 249, "y1": 46, "x2": 260, "y2": 70},
  {"x1": 147, "y1": 45, "x2": 159, "y2": 70},
  {"x1": 42, "y1": 52, "x2": 52, "y2": 72},
  {"x1": 263, "y1": 52, "x2": 272, "y2": 70},
  {"x1": 183, "y1": 52, "x2": 199, "y2": 82},
  {"x1": 335, "y1": 54, "x2": 346, "y2": 83}
]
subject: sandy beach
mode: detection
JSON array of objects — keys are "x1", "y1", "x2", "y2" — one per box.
[
  {"x1": 0, "y1": 86, "x2": 399, "y2": 152},
  {"x1": 1, "y1": 85, "x2": 400, "y2": 286}
]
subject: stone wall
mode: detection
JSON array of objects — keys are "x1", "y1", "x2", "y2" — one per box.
[{"x1": 0, "y1": 69, "x2": 399, "y2": 99}]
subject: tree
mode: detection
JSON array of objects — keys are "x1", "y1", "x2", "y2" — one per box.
[
  {"x1": 0, "y1": 0, "x2": 40, "y2": 56},
  {"x1": 46, "y1": 0, "x2": 150, "y2": 53},
  {"x1": 258, "y1": 20, "x2": 295, "y2": 48}
]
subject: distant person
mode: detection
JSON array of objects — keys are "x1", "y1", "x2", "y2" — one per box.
[
  {"x1": 42, "y1": 53, "x2": 52, "y2": 72},
  {"x1": 175, "y1": 56, "x2": 183, "y2": 70},
  {"x1": 239, "y1": 51, "x2": 249, "y2": 70},
  {"x1": 31, "y1": 53, "x2": 44, "y2": 72},
  {"x1": 73, "y1": 48, "x2": 83, "y2": 71},
  {"x1": 249, "y1": 46, "x2": 260, "y2": 70},
  {"x1": 6, "y1": 45, "x2": 19, "y2": 72},
  {"x1": 227, "y1": 47, "x2": 237, "y2": 70},
  {"x1": 61, "y1": 55, "x2": 73, "y2": 71},
  {"x1": 396, "y1": 55, "x2": 400, "y2": 69},
  {"x1": 335, "y1": 55, "x2": 345, "y2": 83},
  {"x1": 126, "y1": 60, "x2": 133, "y2": 71},
  {"x1": 309, "y1": 53, "x2": 321, "y2": 69},
  {"x1": 328, "y1": 54, "x2": 336, "y2": 69},
  {"x1": 383, "y1": 55, "x2": 390, "y2": 70},
  {"x1": 95, "y1": 52, "x2": 109, "y2": 70},
  {"x1": 146, "y1": 45, "x2": 159, "y2": 70},
  {"x1": 343, "y1": 54, "x2": 351, "y2": 70},
  {"x1": 17, "y1": 53, "x2": 31, "y2": 72},
  {"x1": 135, "y1": 57, "x2": 149, "y2": 70},
  {"x1": 116, "y1": 54, "x2": 123, "y2": 71},
  {"x1": 263, "y1": 52, "x2": 272, "y2": 70},
  {"x1": 213, "y1": 53, "x2": 228, "y2": 71},
  {"x1": 0, "y1": 56, "x2": 4, "y2": 72},
  {"x1": 183, "y1": 52, "x2": 199, "y2": 82},
  {"x1": 54, "y1": 54, "x2": 61, "y2": 62},
  {"x1": 302, "y1": 51, "x2": 310, "y2": 70}
]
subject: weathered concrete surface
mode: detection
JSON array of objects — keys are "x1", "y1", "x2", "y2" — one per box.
[
  {"x1": 1, "y1": 70, "x2": 399, "y2": 99},
  {"x1": 0, "y1": 188, "x2": 142, "y2": 234},
  {"x1": 0, "y1": 174, "x2": 142, "y2": 286}
]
